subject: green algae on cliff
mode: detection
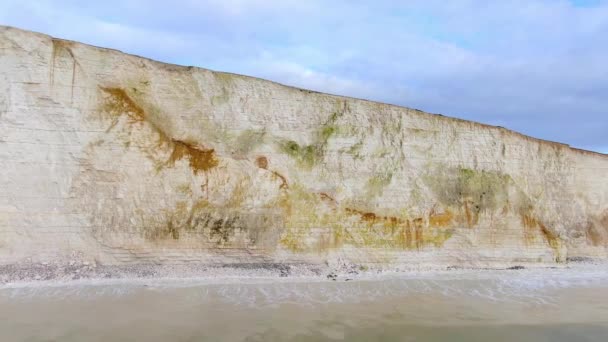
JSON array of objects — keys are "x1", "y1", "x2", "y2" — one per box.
[
  {"x1": 278, "y1": 109, "x2": 344, "y2": 169},
  {"x1": 94, "y1": 86, "x2": 566, "y2": 262},
  {"x1": 423, "y1": 166, "x2": 512, "y2": 227},
  {"x1": 6, "y1": 26, "x2": 608, "y2": 270},
  {"x1": 365, "y1": 172, "x2": 393, "y2": 197},
  {"x1": 422, "y1": 165, "x2": 565, "y2": 260},
  {"x1": 279, "y1": 140, "x2": 322, "y2": 169},
  {"x1": 438, "y1": 167, "x2": 510, "y2": 211},
  {"x1": 276, "y1": 183, "x2": 455, "y2": 253}
]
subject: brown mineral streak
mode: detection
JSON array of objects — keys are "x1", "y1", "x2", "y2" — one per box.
[
  {"x1": 100, "y1": 87, "x2": 145, "y2": 121},
  {"x1": 255, "y1": 156, "x2": 288, "y2": 189},
  {"x1": 99, "y1": 87, "x2": 218, "y2": 174},
  {"x1": 521, "y1": 213, "x2": 561, "y2": 256},
  {"x1": 0, "y1": 25, "x2": 608, "y2": 268},
  {"x1": 345, "y1": 208, "x2": 388, "y2": 223},
  {"x1": 255, "y1": 156, "x2": 268, "y2": 169},
  {"x1": 271, "y1": 171, "x2": 289, "y2": 189},
  {"x1": 168, "y1": 140, "x2": 218, "y2": 174},
  {"x1": 429, "y1": 210, "x2": 453, "y2": 227},
  {"x1": 94, "y1": 85, "x2": 560, "y2": 257}
]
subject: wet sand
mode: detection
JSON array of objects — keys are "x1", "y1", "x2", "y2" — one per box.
[{"x1": 1, "y1": 266, "x2": 608, "y2": 341}]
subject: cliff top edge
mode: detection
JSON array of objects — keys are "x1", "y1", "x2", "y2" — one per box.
[{"x1": 1, "y1": 25, "x2": 605, "y2": 158}]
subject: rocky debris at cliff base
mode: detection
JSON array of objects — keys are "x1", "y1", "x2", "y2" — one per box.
[
  {"x1": 1, "y1": 259, "x2": 605, "y2": 285},
  {"x1": 0, "y1": 261, "x2": 324, "y2": 285},
  {"x1": 507, "y1": 266, "x2": 525, "y2": 270}
]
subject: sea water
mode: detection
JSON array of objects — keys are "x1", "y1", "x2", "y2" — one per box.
[{"x1": 1, "y1": 266, "x2": 608, "y2": 341}]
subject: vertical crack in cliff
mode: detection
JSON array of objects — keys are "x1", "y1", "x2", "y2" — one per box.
[{"x1": 51, "y1": 39, "x2": 81, "y2": 104}]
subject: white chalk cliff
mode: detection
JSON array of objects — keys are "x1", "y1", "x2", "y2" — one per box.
[{"x1": 1, "y1": 26, "x2": 607, "y2": 268}]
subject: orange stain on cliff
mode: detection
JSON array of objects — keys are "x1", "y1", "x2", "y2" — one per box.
[
  {"x1": 361, "y1": 212, "x2": 377, "y2": 222},
  {"x1": 587, "y1": 212, "x2": 608, "y2": 246},
  {"x1": 586, "y1": 224, "x2": 604, "y2": 246},
  {"x1": 254, "y1": 155, "x2": 288, "y2": 189},
  {"x1": 318, "y1": 192, "x2": 336, "y2": 203},
  {"x1": 100, "y1": 87, "x2": 145, "y2": 121},
  {"x1": 538, "y1": 221, "x2": 560, "y2": 250},
  {"x1": 413, "y1": 218, "x2": 424, "y2": 249},
  {"x1": 340, "y1": 207, "x2": 456, "y2": 249},
  {"x1": 521, "y1": 214, "x2": 538, "y2": 229},
  {"x1": 168, "y1": 140, "x2": 218, "y2": 174},
  {"x1": 429, "y1": 210, "x2": 453, "y2": 227},
  {"x1": 271, "y1": 170, "x2": 289, "y2": 189},
  {"x1": 344, "y1": 207, "x2": 405, "y2": 226},
  {"x1": 521, "y1": 213, "x2": 561, "y2": 256},
  {"x1": 601, "y1": 212, "x2": 608, "y2": 228},
  {"x1": 521, "y1": 213, "x2": 537, "y2": 244},
  {"x1": 386, "y1": 216, "x2": 400, "y2": 227},
  {"x1": 255, "y1": 156, "x2": 268, "y2": 169},
  {"x1": 100, "y1": 87, "x2": 219, "y2": 174},
  {"x1": 346, "y1": 208, "x2": 379, "y2": 224}
]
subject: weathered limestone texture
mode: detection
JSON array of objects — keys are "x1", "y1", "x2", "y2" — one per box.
[{"x1": 1, "y1": 26, "x2": 607, "y2": 268}]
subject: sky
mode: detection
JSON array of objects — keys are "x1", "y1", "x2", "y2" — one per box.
[{"x1": 1, "y1": 0, "x2": 607, "y2": 153}]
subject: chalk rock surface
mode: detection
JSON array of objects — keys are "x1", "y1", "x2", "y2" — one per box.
[{"x1": 1, "y1": 26, "x2": 607, "y2": 268}]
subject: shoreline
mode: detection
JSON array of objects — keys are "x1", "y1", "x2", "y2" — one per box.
[{"x1": 1, "y1": 259, "x2": 606, "y2": 288}]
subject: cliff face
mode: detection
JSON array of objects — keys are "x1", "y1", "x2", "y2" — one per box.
[{"x1": 1, "y1": 26, "x2": 607, "y2": 268}]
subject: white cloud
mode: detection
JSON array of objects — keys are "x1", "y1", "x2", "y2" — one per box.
[{"x1": 1, "y1": 0, "x2": 607, "y2": 152}]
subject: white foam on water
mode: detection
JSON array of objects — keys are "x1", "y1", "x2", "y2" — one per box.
[{"x1": 2, "y1": 265, "x2": 607, "y2": 309}]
